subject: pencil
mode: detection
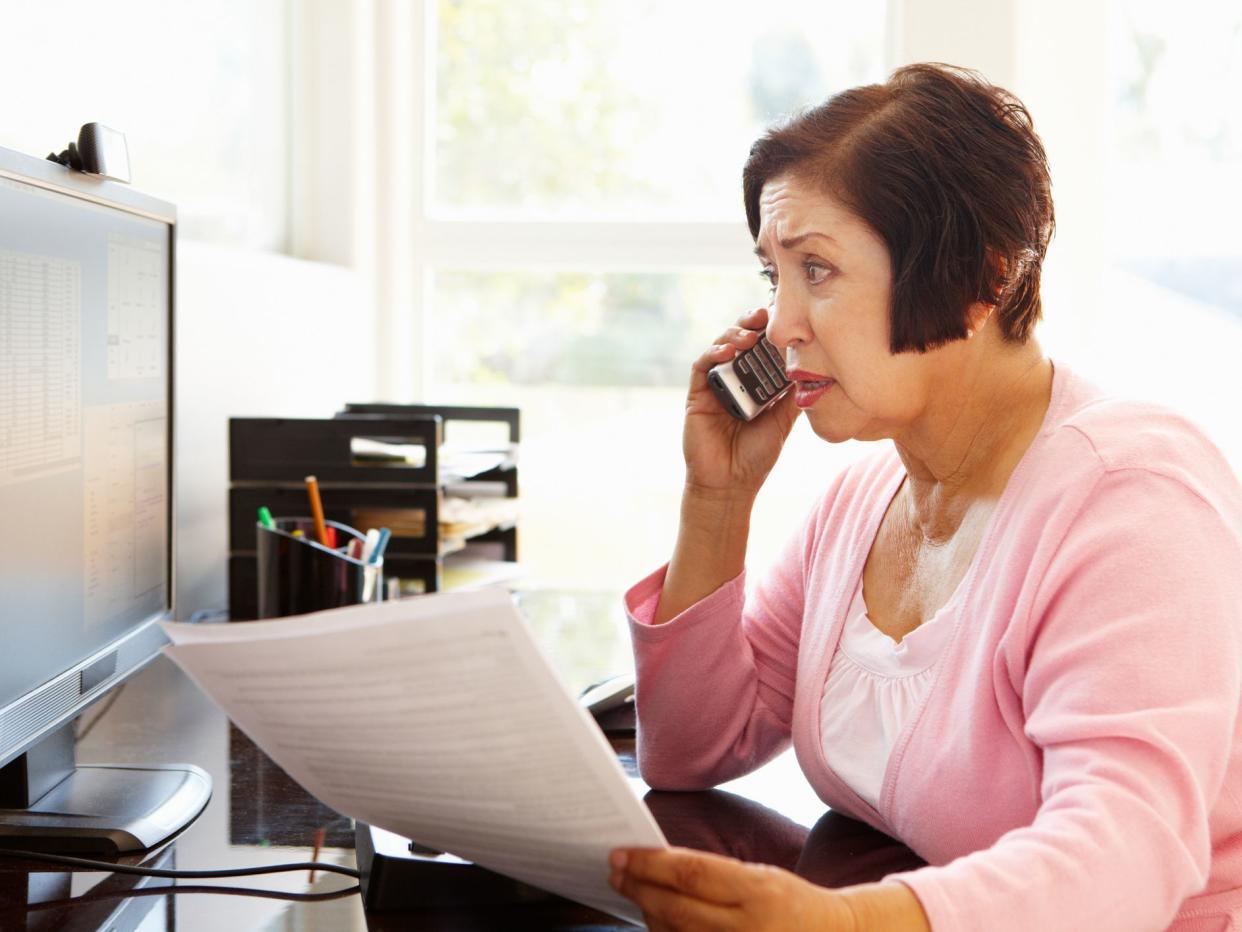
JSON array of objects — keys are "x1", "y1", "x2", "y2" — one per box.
[
  {"x1": 305, "y1": 475, "x2": 329, "y2": 546},
  {"x1": 310, "y1": 825, "x2": 327, "y2": 883}
]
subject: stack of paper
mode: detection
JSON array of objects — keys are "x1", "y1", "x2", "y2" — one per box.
[
  {"x1": 350, "y1": 496, "x2": 520, "y2": 551},
  {"x1": 349, "y1": 436, "x2": 518, "y2": 484},
  {"x1": 349, "y1": 506, "x2": 430, "y2": 540},
  {"x1": 439, "y1": 444, "x2": 519, "y2": 484},
  {"x1": 440, "y1": 496, "x2": 520, "y2": 551},
  {"x1": 161, "y1": 589, "x2": 664, "y2": 924}
]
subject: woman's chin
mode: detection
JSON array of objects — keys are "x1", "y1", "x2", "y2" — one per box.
[{"x1": 806, "y1": 413, "x2": 856, "y2": 444}]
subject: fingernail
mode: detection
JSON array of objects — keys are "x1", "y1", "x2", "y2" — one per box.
[{"x1": 609, "y1": 850, "x2": 628, "y2": 870}]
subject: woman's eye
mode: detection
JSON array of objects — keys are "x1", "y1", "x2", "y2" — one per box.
[
  {"x1": 805, "y1": 262, "x2": 831, "y2": 284},
  {"x1": 758, "y1": 267, "x2": 777, "y2": 290}
]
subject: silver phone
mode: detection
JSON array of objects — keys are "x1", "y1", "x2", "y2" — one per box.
[
  {"x1": 706, "y1": 334, "x2": 792, "y2": 421},
  {"x1": 578, "y1": 672, "x2": 635, "y2": 716}
]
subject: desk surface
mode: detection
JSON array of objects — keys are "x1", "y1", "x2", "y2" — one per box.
[{"x1": 0, "y1": 593, "x2": 922, "y2": 930}]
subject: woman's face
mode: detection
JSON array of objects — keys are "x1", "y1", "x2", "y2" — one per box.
[{"x1": 756, "y1": 173, "x2": 943, "y2": 444}]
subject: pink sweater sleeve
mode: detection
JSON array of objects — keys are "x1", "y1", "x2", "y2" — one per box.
[
  {"x1": 891, "y1": 468, "x2": 1242, "y2": 931},
  {"x1": 624, "y1": 497, "x2": 825, "y2": 790}
]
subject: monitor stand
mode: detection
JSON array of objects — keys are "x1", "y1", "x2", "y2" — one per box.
[{"x1": 0, "y1": 723, "x2": 211, "y2": 853}]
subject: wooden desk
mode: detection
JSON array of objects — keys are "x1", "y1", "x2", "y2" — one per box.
[{"x1": 0, "y1": 605, "x2": 923, "y2": 930}]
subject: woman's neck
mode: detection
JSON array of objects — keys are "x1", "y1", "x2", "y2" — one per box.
[{"x1": 892, "y1": 340, "x2": 1053, "y2": 543}]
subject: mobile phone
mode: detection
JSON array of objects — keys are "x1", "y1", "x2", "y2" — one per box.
[{"x1": 706, "y1": 333, "x2": 792, "y2": 421}]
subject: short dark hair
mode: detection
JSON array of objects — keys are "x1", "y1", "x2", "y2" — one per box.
[{"x1": 742, "y1": 63, "x2": 1055, "y2": 353}]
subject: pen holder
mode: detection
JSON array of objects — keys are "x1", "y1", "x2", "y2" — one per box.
[{"x1": 256, "y1": 518, "x2": 384, "y2": 619}]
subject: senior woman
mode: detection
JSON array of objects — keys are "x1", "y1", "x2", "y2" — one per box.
[{"x1": 608, "y1": 64, "x2": 1242, "y2": 931}]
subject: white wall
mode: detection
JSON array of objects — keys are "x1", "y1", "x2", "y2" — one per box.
[
  {"x1": 174, "y1": 242, "x2": 376, "y2": 618},
  {"x1": 889, "y1": 0, "x2": 1111, "y2": 379},
  {"x1": 889, "y1": 0, "x2": 1017, "y2": 86},
  {"x1": 0, "y1": 0, "x2": 290, "y2": 250}
]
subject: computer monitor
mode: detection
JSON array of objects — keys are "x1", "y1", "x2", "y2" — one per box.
[{"x1": 0, "y1": 144, "x2": 210, "y2": 852}]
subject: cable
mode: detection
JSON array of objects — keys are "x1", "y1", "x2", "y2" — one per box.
[
  {"x1": 0, "y1": 848, "x2": 360, "y2": 880},
  {"x1": 74, "y1": 684, "x2": 125, "y2": 742},
  {"x1": 15, "y1": 882, "x2": 362, "y2": 913}
]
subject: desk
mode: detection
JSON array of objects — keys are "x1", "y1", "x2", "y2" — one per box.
[{"x1": 0, "y1": 594, "x2": 923, "y2": 930}]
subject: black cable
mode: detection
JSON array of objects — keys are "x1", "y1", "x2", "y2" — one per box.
[
  {"x1": 14, "y1": 882, "x2": 361, "y2": 913},
  {"x1": 0, "y1": 848, "x2": 360, "y2": 880},
  {"x1": 74, "y1": 684, "x2": 125, "y2": 742}
]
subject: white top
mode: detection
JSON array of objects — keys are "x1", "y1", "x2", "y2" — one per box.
[{"x1": 819, "y1": 577, "x2": 960, "y2": 810}]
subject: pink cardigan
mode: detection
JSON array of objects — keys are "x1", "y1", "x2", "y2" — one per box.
[{"x1": 626, "y1": 366, "x2": 1242, "y2": 931}]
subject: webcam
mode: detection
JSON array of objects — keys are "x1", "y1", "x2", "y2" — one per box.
[{"x1": 47, "y1": 123, "x2": 131, "y2": 184}]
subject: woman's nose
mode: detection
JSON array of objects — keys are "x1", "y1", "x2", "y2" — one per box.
[{"x1": 765, "y1": 285, "x2": 811, "y2": 353}]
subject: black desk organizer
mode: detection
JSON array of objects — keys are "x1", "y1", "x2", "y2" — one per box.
[
  {"x1": 228, "y1": 404, "x2": 519, "y2": 620},
  {"x1": 355, "y1": 821, "x2": 561, "y2": 912}
]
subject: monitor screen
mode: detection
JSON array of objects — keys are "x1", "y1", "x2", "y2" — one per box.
[{"x1": 0, "y1": 172, "x2": 171, "y2": 713}]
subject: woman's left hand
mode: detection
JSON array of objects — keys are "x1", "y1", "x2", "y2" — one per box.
[{"x1": 608, "y1": 846, "x2": 857, "y2": 931}]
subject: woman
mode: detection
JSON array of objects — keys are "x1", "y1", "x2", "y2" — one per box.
[{"x1": 608, "y1": 63, "x2": 1242, "y2": 930}]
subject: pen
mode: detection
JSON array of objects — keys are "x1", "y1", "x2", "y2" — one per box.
[
  {"x1": 361, "y1": 528, "x2": 381, "y2": 563},
  {"x1": 370, "y1": 527, "x2": 391, "y2": 564},
  {"x1": 305, "y1": 475, "x2": 329, "y2": 546},
  {"x1": 257, "y1": 506, "x2": 275, "y2": 530}
]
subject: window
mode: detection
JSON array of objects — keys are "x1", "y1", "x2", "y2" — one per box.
[
  {"x1": 432, "y1": 0, "x2": 887, "y2": 219},
  {"x1": 418, "y1": 1, "x2": 890, "y2": 590},
  {"x1": 1094, "y1": 0, "x2": 1242, "y2": 462}
]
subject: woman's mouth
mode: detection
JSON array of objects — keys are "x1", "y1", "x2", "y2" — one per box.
[
  {"x1": 793, "y1": 380, "x2": 835, "y2": 408},
  {"x1": 786, "y1": 370, "x2": 835, "y2": 408}
]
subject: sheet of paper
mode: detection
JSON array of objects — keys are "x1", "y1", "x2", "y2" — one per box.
[{"x1": 162, "y1": 589, "x2": 664, "y2": 924}]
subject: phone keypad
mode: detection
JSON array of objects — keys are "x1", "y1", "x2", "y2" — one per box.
[
  {"x1": 755, "y1": 340, "x2": 786, "y2": 383},
  {"x1": 732, "y1": 336, "x2": 789, "y2": 403}
]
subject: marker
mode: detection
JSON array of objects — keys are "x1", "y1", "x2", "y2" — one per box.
[
  {"x1": 257, "y1": 506, "x2": 275, "y2": 530},
  {"x1": 324, "y1": 526, "x2": 338, "y2": 550},
  {"x1": 304, "y1": 475, "x2": 329, "y2": 546},
  {"x1": 360, "y1": 528, "x2": 381, "y2": 563},
  {"x1": 369, "y1": 527, "x2": 391, "y2": 565},
  {"x1": 291, "y1": 529, "x2": 305, "y2": 538},
  {"x1": 346, "y1": 538, "x2": 363, "y2": 560}
]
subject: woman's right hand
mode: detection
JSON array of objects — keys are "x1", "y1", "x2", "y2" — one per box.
[
  {"x1": 654, "y1": 307, "x2": 799, "y2": 623},
  {"x1": 683, "y1": 306, "x2": 801, "y2": 497}
]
